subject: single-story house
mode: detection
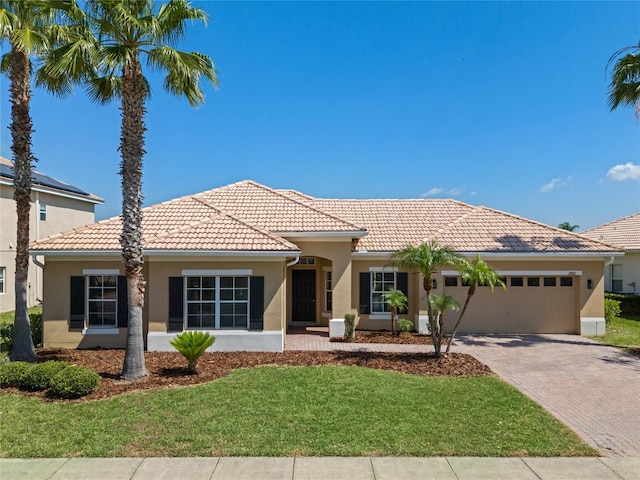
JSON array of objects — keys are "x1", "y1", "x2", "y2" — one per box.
[
  {"x1": 30, "y1": 180, "x2": 622, "y2": 351},
  {"x1": 582, "y1": 213, "x2": 640, "y2": 295}
]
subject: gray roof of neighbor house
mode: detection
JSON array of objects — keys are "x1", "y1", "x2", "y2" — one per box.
[
  {"x1": 31, "y1": 179, "x2": 622, "y2": 255},
  {"x1": 582, "y1": 213, "x2": 640, "y2": 251},
  {"x1": 0, "y1": 157, "x2": 103, "y2": 203}
]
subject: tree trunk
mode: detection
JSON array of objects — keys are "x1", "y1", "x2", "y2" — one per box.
[
  {"x1": 9, "y1": 46, "x2": 37, "y2": 363},
  {"x1": 445, "y1": 286, "x2": 475, "y2": 354},
  {"x1": 119, "y1": 57, "x2": 148, "y2": 381},
  {"x1": 391, "y1": 306, "x2": 396, "y2": 334},
  {"x1": 423, "y1": 276, "x2": 441, "y2": 357}
]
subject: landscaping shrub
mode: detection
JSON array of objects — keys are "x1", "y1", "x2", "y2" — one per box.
[
  {"x1": 0, "y1": 312, "x2": 44, "y2": 353},
  {"x1": 22, "y1": 361, "x2": 70, "y2": 391},
  {"x1": 29, "y1": 312, "x2": 43, "y2": 347},
  {"x1": 49, "y1": 365, "x2": 100, "y2": 399},
  {"x1": 605, "y1": 293, "x2": 640, "y2": 316},
  {"x1": 604, "y1": 298, "x2": 621, "y2": 323},
  {"x1": 344, "y1": 314, "x2": 356, "y2": 342},
  {"x1": 0, "y1": 361, "x2": 33, "y2": 388},
  {"x1": 397, "y1": 318, "x2": 414, "y2": 333},
  {"x1": 170, "y1": 331, "x2": 215, "y2": 373}
]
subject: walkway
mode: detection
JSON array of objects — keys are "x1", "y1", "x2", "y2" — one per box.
[{"x1": 2, "y1": 456, "x2": 639, "y2": 480}]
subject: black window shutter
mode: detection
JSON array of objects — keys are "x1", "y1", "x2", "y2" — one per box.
[
  {"x1": 117, "y1": 276, "x2": 129, "y2": 327},
  {"x1": 396, "y1": 272, "x2": 408, "y2": 313},
  {"x1": 249, "y1": 276, "x2": 264, "y2": 330},
  {"x1": 69, "y1": 276, "x2": 85, "y2": 329},
  {"x1": 168, "y1": 277, "x2": 184, "y2": 332},
  {"x1": 359, "y1": 272, "x2": 370, "y2": 314}
]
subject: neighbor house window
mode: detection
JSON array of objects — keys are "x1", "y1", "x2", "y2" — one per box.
[
  {"x1": 371, "y1": 272, "x2": 396, "y2": 314},
  {"x1": 87, "y1": 275, "x2": 117, "y2": 327},
  {"x1": 325, "y1": 271, "x2": 332, "y2": 312},
  {"x1": 611, "y1": 264, "x2": 623, "y2": 293},
  {"x1": 560, "y1": 277, "x2": 573, "y2": 287},
  {"x1": 39, "y1": 203, "x2": 47, "y2": 221},
  {"x1": 511, "y1": 277, "x2": 524, "y2": 287},
  {"x1": 527, "y1": 277, "x2": 540, "y2": 287},
  {"x1": 444, "y1": 277, "x2": 458, "y2": 287},
  {"x1": 0, "y1": 267, "x2": 5, "y2": 293},
  {"x1": 544, "y1": 277, "x2": 557, "y2": 287},
  {"x1": 186, "y1": 276, "x2": 248, "y2": 329}
]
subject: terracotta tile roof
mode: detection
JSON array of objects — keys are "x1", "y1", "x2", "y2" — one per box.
[
  {"x1": 582, "y1": 213, "x2": 640, "y2": 251},
  {"x1": 31, "y1": 180, "x2": 620, "y2": 255}
]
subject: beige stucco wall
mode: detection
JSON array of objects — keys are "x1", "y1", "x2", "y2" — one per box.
[
  {"x1": 0, "y1": 185, "x2": 96, "y2": 312},
  {"x1": 606, "y1": 252, "x2": 640, "y2": 295}
]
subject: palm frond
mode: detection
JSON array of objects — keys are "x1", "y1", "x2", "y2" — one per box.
[{"x1": 86, "y1": 73, "x2": 121, "y2": 104}]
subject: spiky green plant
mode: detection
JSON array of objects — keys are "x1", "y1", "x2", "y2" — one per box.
[
  {"x1": 382, "y1": 289, "x2": 407, "y2": 335},
  {"x1": 169, "y1": 331, "x2": 215, "y2": 373}
]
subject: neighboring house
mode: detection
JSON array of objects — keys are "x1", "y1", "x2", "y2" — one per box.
[
  {"x1": 582, "y1": 213, "x2": 640, "y2": 295},
  {"x1": 30, "y1": 180, "x2": 621, "y2": 351},
  {"x1": 0, "y1": 157, "x2": 104, "y2": 312}
]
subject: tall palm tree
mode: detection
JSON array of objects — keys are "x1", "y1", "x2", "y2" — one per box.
[
  {"x1": 0, "y1": 0, "x2": 74, "y2": 362},
  {"x1": 607, "y1": 41, "x2": 640, "y2": 119},
  {"x1": 382, "y1": 288, "x2": 407, "y2": 335},
  {"x1": 44, "y1": 0, "x2": 218, "y2": 380},
  {"x1": 445, "y1": 255, "x2": 506, "y2": 354},
  {"x1": 557, "y1": 222, "x2": 579, "y2": 232},
  {"x1": 390, "y1": 241, "x2": 462, "y2": 357},
  {"x1": 428, "y1": 294, "x2": 460, "y2": 348}
]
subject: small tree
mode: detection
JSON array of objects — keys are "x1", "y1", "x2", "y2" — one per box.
[
  {"x1": 428, "y1": 294, "x2": 460, "y2": 350},
  {"x1": 607, "y1": 41, "x2": 640, "y2": 119},
  {"x1": 382, "y1": 289, "x2": 407, "y2": 335},
  {"x1": 343, "y1": 313, "x2": 356, "y2": 342},
  {"x1": 558, "y1": 222, "x2": 579, "y2": 232},
  {"x1": 446, "y1": 255, "x2": 506, "y2": 353},
  {"x1": 170, "y1": 331, "x2": 215, "y2": 373}
]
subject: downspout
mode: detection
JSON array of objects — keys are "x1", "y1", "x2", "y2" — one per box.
[{"x1": 31, "y1": 254, "x2": 45, "y2": 270}]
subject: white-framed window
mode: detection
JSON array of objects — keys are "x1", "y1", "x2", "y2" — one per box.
[
  {"x1": 186, "y1": 275, "x2": 249, "y2": 329},
  {"x1": 87, "y1": 275, "x2": 117, "y2": 327},
  {"x1": 39, "y1": 203, "x2": 47, "y2": 221},
  {"x1": 371, "y1": 271, "x2": 396, "y2": 314},
  {"x1": 611, "y1": 264, "x2": 623, "y2": 293},
  {"x1": 299, "y1": 257, "x2": 316, "y2": 265},
  {"x1": 324, "y1": 270, "x2": 332, "y2": 312},
  {"x1": 0, "y1": 266, "x2": 5, "y2": 293}
]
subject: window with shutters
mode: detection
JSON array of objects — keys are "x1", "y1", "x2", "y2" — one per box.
[
  {"x1": 87, "y1": 275, "x2": 117, "y2": 327},
  {"x1": 324, "y1": 270, "x2": 332, "y2": 312},
  {"x1": 371, "y1": 272, "x2": 396, "y2": 314},
  {"x1": 186, "y1": 276, "x2": 249, "y2": 329}
]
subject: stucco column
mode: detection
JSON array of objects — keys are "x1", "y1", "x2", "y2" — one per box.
[{"x1": 331, "y1": 247, "x2": 354, "y2": 318}]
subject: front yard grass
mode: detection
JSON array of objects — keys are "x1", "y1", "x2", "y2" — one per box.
[
  {"x1": 1, "y1": 365, "x2": 595, "y2": 457},
  {"x1": 589, "y1": 315, "x2": 640, "y2": 357}
]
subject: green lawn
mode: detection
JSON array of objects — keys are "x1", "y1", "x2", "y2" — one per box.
[
  {"x1": 590, "y1": 314, "x2": 640, "y2": 356},
  {"x1": 1, "y1": 365, "x2": 595, "y2": 457},
  {"x1": 0, "y1": 306, "x2": 42, "y2": 324}
]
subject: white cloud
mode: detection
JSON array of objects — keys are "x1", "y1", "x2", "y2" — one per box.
[
  {"x1": 540, "y1": 176, "x2": 573, "y2": 193},
  {"x1": 422, "y1": 187, "x2": 443, "y2": 197},
  {"x1": 606, "y1": 163, "x2": 640, "y2": 182},
  {"x1": 448, "y1": 187, "x2": 463, "y2": 196}
]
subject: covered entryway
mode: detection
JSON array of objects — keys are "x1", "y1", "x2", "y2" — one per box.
[{"x1": 292, "y1": 270, "x2": 316, "y2": 322}]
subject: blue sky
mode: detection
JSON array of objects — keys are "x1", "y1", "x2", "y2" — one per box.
[{"x1": 1, "y1": 1, "x2": 639, "y2": 230}]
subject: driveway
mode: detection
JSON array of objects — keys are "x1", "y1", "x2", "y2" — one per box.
[{"x1": 455, "y1": 334, "x2": 640, "y2": 457}]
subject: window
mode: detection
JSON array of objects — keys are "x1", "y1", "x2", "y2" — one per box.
[
  {"x1": 527, "y1": 277, "x2": 540, "y2": 287},
  {"x1": 611, "y1": 264, "x2": 623, "y2": 293},
  {"x1": 325, "y1": 271, "x2": 332, "y2": 312},
  {"x1": 0, "y1": 266, "x2": 5, "y2": 293},
  {"x1": 39, "y1": 203, "x2": 47, "y2": 221},
  {"x1": 186, "y1": 276, "x2": 248, "y2": 329},
  {"x1": 299, "y1": 257, "x2": 316, "y2": 265},
  {"x1": 444, "y1": 277, "x2": 458, "y2": 287},
  {"x1": 544, "y1": 277, "x2": 557, "y2": 287},
  {"x1": 560, "y1": 277, "x2": 573, "y2": 287},
  {"x1": 511, "y1": 277, "x2": 523, "y2": 287},
  {"x1": 371, "y1": 272, "x2": 396, "y2": 314},
  {"x1": 87, "y1": 275, "x2": 117, "y2": 327}
]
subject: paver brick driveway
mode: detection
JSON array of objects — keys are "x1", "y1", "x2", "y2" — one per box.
[{"x1": 455, "y1": 334, "x2": 640, "y2": 457}]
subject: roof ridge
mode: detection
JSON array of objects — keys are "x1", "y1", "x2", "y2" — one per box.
[
  {"x1": 431, "y1": 205, "x2": 482, "y2": 239},
  {"x1": 581, "y1": 212, "x2": 640, "y2": 234}
]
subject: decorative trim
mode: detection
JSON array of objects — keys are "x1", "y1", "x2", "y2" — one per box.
[
  {"x1": 369, "y1": 314, "x2": 392, "y2": 320},
  {"x1": 441, "y1": 270, "x2": 582, "y2": 276},
  {"x1": 181, "y1": 269, "x2": 252, "y2": 276},
  {"x1": 82, "y1": 328, "x2": 120, "y2": 335},
  {"x1": 369, "y1": 266, "x2": 398, "y2": 272},
  {"x1": 82, "y1": 269, "x2": 120, "y2": 275}
]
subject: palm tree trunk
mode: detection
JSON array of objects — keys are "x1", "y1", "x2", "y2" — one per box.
[
  {"x1": 445, "y1": 287, "x2": 475, "y2": 354},
  {"x1": 9, "y1": 46, "x2": 37, "y2": 363},
  {"x1": 119, "y1": 57, "x2": 148, "y2": 381},
  {"x1": 423, "y1": 277, "x2": 441, "y2": 357}
]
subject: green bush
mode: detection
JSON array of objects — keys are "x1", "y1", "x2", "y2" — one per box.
[
  {"x1": 605, "y1": 293, "x2": 640, "y2": 316},
  {"x1": 397, "y1": 318, "x2": 414, "y2": 333},
  {"x1": 0, "y1": 312, "x2": 44, "y2": 353},
  {"x1": 22, "y1": 361, "x2": 70, "y2": 391},
  {"x1": 29, "y1": 312, "x2": 43, "y2": 347},
  {"x1": 49, "y1": 365, "x2": 100, "y2": 399},
  {"x1": 604, "y1": 298, "x2": 621, "y2": 323},
  {"x1": 170, "y1": 331, "x2": 215, "y2": 373},
  {"x1": 344, "y1": 313, "x2": 356, "y2": 343},
  {"x1": 0, "y1": 361, "x2": 33, "y2": 388}
]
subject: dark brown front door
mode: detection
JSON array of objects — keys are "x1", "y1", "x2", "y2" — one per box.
[{"x1": 292, "y1": 270, "x2": 316, "y2": 322}]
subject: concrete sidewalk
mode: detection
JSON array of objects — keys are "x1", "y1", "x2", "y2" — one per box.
[{"x1": 2, "y1": 456, "x2": 639, "y2": 480}]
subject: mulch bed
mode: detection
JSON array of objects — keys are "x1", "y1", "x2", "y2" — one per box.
[
  {"x1": 334, "y1": 330, "x2": 440, "y2": 345},
  {"x1": 2, "y1": 348, "x2": 493, "y2": 402}
]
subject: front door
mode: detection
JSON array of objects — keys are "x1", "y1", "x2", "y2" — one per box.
[{"x1": 292, "y1": 270, "x2": 316, "y2": 322}]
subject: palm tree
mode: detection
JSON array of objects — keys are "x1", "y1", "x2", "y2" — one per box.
[
  {"x1": 0, "y1": 0, "x2": 75, "y2": 362},
  {"x1": 428, "y1": 294, "x2": 460, "y2": 348},
  {"x1": 558, "y1": 222, "x2": 579, "y2": 232},
  {"x1": 445, "y1": 255, "x2": 506, "y2": 354},
  {"x1": 607, "y1": 41, "x2": 640, "y2": 119},
  {"x1": 44, "y1": 0, "x2": 218, "y2": 380},
  {"x1": 382, "y1": 288, "x2": 407, "y2": 335},
  {"x1": 390, "y1": 241, "x2": 462, "y2": 357}
]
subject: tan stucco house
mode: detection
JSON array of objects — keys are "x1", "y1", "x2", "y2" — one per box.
[
  {"x1": 582, "y1": 213, "x2": 640, "y2": 295},
  {"x1": 0, "y1": 157, "x2": 103, "y2": 312},
  {"x1": 30, "y1": 180, "x2": 622, "y2": 351}
]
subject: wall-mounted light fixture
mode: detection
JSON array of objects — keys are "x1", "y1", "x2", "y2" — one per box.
[
  {"x1": 432, "y1": 279, "x2": 437, "y2": 289},
  {"x1": 587, "y1": 279, "x2": 593, "y2": 289}
]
